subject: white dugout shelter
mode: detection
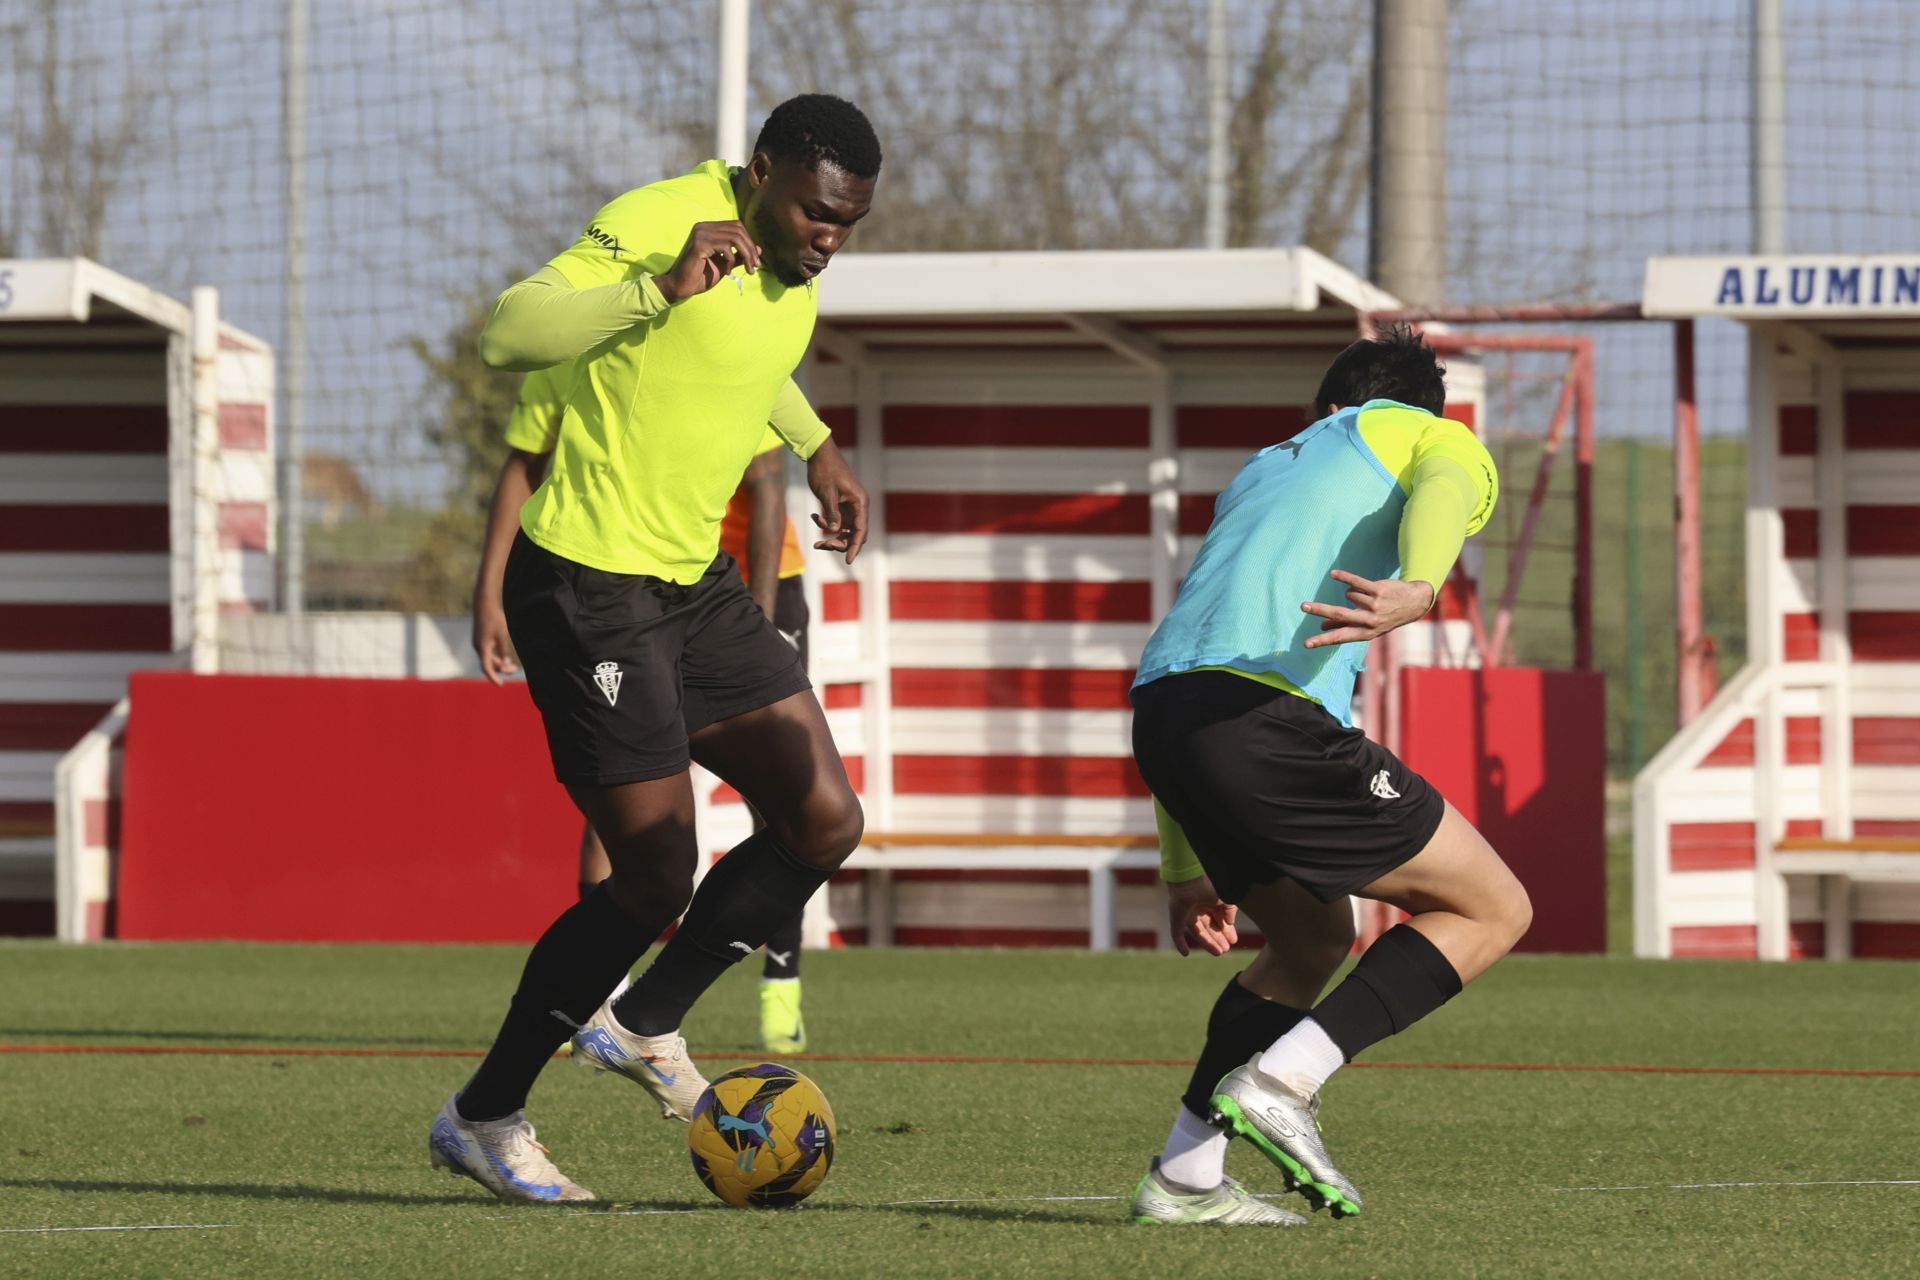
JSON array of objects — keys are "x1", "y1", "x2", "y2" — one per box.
[
  {"x1": 741, "y1": 248, "x2": 1481, "y2": 948},
  {"x1": 1638, "y1": 255, "x2": 1920, "y2": 961},
  {"x1": 0, "y1": 259, "x2": 273, "y2": 936}
]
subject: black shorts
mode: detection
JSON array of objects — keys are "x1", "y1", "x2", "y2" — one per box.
[
  {"x1": 770, "y1": 575, "x2": 810, "y2": 675},
  {"x1": 1130, "y1": 671, "x2": 1445, "y2": 904},
  {"x1": 504, "y1": 532, "x2": 812, "y2": 787}
]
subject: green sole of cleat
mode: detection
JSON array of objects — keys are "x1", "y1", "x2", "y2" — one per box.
[{"x1": 1210, "y1": 1094, "x2": 1362, "y2": 1219}]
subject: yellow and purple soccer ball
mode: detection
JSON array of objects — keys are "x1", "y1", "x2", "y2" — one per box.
[{"x1": 687, "y1": 1063, "x2": 837, "y2": 1208}]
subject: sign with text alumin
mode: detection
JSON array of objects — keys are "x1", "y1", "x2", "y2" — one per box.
[{"x1": 1644, "y1": 256, "x2": 1920, "y2": 318}]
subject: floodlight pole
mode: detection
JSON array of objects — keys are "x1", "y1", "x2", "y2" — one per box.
[
  {"x1": 1204, "y1": 0, "x2": 1230, "y2": 250},
  {"x1": 1752, "y1": 0, "x2": 1787, "y2": 255},
  {"x1": 1369, "y1": 0, "x2": 1448, "y2": 306},
  {"x1": 717, "y1": 0, "x2": 750, "y2": 165},
  {"x1": 281, "y1": 0, "x2": 309, "y2": 616}
]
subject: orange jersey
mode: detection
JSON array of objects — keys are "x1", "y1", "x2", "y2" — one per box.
[{"x1": 717, "y1": 431, "x2": 804, "y2": 582}]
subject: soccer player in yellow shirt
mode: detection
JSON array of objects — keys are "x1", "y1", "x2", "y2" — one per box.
[
  {"x1": 430, "y1": 95, "x2": 877, "y2": 1202},
  {"x1": 471, "y1": 390, "x2": 815, "y2": 1058}
]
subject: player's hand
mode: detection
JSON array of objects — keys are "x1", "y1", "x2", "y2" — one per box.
[
  {"x1": 1167, "y1": 875, "x2": 1238, "y2": 957},
  {"x1": 472, "y1": 602, "x2": 519, "y2": 685},
  {"x1": 807, "y1": 439, "x2": 869, "y2": 565},
  {"x1": 654, "y1": 220, "x2": 761, "y2": 302},
  {"x1": 1301, "y1": 570, "x2": 1437, "y2": 648}
]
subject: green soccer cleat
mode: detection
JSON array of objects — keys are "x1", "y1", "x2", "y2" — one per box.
[
  {"x1": 759, "y1": 977, "x2": 807, "y2": 1055},
  {"x1": 1210, "y1": 1062, "x2": 1363, "y2": 1218},
  {"x1": 1130, "y1": 1159, "x2": 1308, "y2": 1226}
]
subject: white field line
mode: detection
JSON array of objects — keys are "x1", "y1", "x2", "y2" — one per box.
[
  {"x1": 0, "y1": 1223, "x2": 233, "y2": 1234},
  {"x1": 488, "y1": 1190, "x2": 1312, "y2": 1220},
  {"x1": 1554, "y1": 1179, "x2": 1920, "y2": 1193}
]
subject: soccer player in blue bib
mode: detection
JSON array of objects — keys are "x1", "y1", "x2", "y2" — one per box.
[{"x1": 1127, "y1": 326, "x2": 1532, "y2": 1225}]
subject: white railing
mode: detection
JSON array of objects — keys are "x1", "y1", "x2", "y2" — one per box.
[
  {"x1": 1633, "y1": 661, "x2": 1846, "y2": 959},
  {"x1": 53, "y1": 699, "x2": 130, "y2": 942}
]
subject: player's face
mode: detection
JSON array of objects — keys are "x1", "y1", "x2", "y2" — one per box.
[{"x1": 744, "y1": 156, "x2": 876, "y2": 288}]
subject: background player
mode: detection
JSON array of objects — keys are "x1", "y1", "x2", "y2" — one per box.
[
  {"x1": 430, "y1": 94, "x2": 879, "y2": 1203},
  {"x1": 1128, "y1": 326, "x2": 1532, "y2": 1225},
  {"x1": 473, "y1": 383, "x2": 815, "y2": 1057}
]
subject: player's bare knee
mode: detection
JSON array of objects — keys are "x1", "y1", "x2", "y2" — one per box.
[
  {"x1": 778, "y1": 788, "x2": 864, "y2": 869},
  {"x1": 1489, "y1": 875, "x2": 1533, "y2": 952}
]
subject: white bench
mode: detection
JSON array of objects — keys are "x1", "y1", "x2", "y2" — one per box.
[
  {"x1": 1771, "y1": 837, "x2": 1920, "y2": 961},
  {"x1": 843, "y1": 832, "x2": 1161, "y2": 951}
]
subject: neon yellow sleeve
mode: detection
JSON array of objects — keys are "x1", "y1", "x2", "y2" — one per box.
[
  {"x1": 768, "y1": 377, "x2": 831, "y2": 461},
  {"x1": 1154, "y1": 797, "x2": 1207, "y2": 885},
  {"x1": 1398, "y1": 455, "x2": 1477, "y2": 594},
  {"x1": 478, "y1": 265, "x2": 669, "y2": 371},
  {"x1": 503, "y1": 362, "x2": 573, "y2": 454},
  {"x1": 1398, "y1": 428, "x2": 1499, "y2": 597}
]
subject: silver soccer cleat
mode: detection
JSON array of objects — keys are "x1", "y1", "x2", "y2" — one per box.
[
  {"x1": 1130, "y1": 1159, "x2": 1309, "y2": 1226},
  {"x1": 1210, "y1": 1062, "x2": 1363, "y2": 1217}
]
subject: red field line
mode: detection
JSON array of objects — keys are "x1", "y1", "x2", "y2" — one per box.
[{"x1": 1, "y1": 1043, "x2": 1914, "y2": 1078}]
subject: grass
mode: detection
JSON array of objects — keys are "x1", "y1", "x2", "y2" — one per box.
[{"x1": 2, "y1": 944, "x2": 1916, "y2": 1278}]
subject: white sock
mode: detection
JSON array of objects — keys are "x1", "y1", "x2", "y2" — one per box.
[
  {"x1": 1156, "y1": 1106, "x2": 1228, "y2": 1191},
  {"x1": 1255, "y1": 1016, "x2": 1347, "y2": 1094}
]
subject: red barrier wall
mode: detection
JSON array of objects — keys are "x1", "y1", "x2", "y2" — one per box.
[
  {"x1": 118, "y1": 672, "x2": 580, "y2": 942},
  {"x1": 1399, "y1": 667, "x2": 1607, "y2": 954}
]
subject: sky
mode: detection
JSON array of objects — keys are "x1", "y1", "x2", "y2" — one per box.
[{"x1": 5, "y1": 0, "x2": 1918, "y2": 505}]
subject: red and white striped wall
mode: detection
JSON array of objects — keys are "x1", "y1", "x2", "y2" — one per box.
[
  {"x1": 1636, "y1": 330, "x2": 1920, "y2": 960},
  {"x1": 0, "y1": 260, "x2": 271, "y2": 935},
  {"x1": 769, "y1": 264, "x2": 1479, "y2": 945}
]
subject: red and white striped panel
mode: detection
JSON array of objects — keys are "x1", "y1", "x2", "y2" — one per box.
[
  {"x1": 794, "y1": 357, "x2": 1496, "y2": 946},
  {"x1": 213, "y1": 329, "x2": 276, "y2": 617},
  {"x1": 1657, "y1": 359, "x2": 1920, "y2": 959},
  {"x1": 0, "y1": 322, "x2": 269, "y2": 932},
  {"x1": 0, "y1": 346, "x2": 173, "y2": 932}
]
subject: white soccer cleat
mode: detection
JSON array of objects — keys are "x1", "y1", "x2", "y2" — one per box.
[
  {"x1": 1130, "y1": 1159, "x2": 1309, "y2": 1226},
  {"x1": 570, "y1": 1002, "x2": 711, "y2": 1122},
  {"x1": 428, "y1": 1096, "x2": 595, "y2": 1202}
]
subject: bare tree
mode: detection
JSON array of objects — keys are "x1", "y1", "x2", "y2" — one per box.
[
  {"x1": 751, "y1": 0, "x2": 1373, "y2": 255},
  {"x1": 0, "y1": 0, "x2": 181, "y2": 260}
]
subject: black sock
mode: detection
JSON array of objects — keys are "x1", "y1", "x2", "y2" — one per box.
[
  {"x1": 761, "y1": 910, "x2": 803, "y2": 980},
  {"x1": 1181, "y1": 973, "x2": 1308, "y2": 1120},
  {"x1": 614, "y1": 831, "x2": 830, "y2": 1036},
  {"x1": 457, "y1": 885, "x2": 660, "y2": 1121},
  {"x1": 1310, "y1": 924, "x2": 1462, "y2": 1062}
]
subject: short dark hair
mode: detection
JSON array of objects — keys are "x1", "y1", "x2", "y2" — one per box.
[
  {"x1": 754, "y1": 94, "x2": 882, "y2": 179},
  {"x1": 1312, "y1": 323, "x2": 1447, "y2": 419}
]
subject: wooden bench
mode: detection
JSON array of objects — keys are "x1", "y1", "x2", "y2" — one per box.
[
  {"x1": 844, "y1": 832, "x2": 1161, "y2": 950},
  {"x1": 1772, "y1": 837, "x2": 1920, "y2": 961}
]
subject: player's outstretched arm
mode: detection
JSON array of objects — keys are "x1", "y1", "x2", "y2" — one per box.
[
  {"x1": 806, "y1": 438, "x2": 869, "y2": 565},
  {"x1": 478, "y1": 222, "x2": 763, "y2": 372},
  {"x1": 478, "y1": 266, "x2": 670, "y2": 372},
  {"x1": 472, "y1": 448, "x2": 549, "y2": 683}
]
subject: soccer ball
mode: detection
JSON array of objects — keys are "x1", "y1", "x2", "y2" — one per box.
[{"x1": 687, "y1": 1063, "x2": 837, "y2": 1208}]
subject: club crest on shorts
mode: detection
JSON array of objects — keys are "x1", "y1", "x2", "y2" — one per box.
[
  {"x1": 1369, "y1": 769, "x2": 1401, "y2": 800},
  {"x1": 593, "y1": 661, "x2": 623, "y2": 707}
]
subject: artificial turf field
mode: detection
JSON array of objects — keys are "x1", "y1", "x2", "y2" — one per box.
[{"x1": 1, "y1": 945, "x2": 1915, "y2": 1278}]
